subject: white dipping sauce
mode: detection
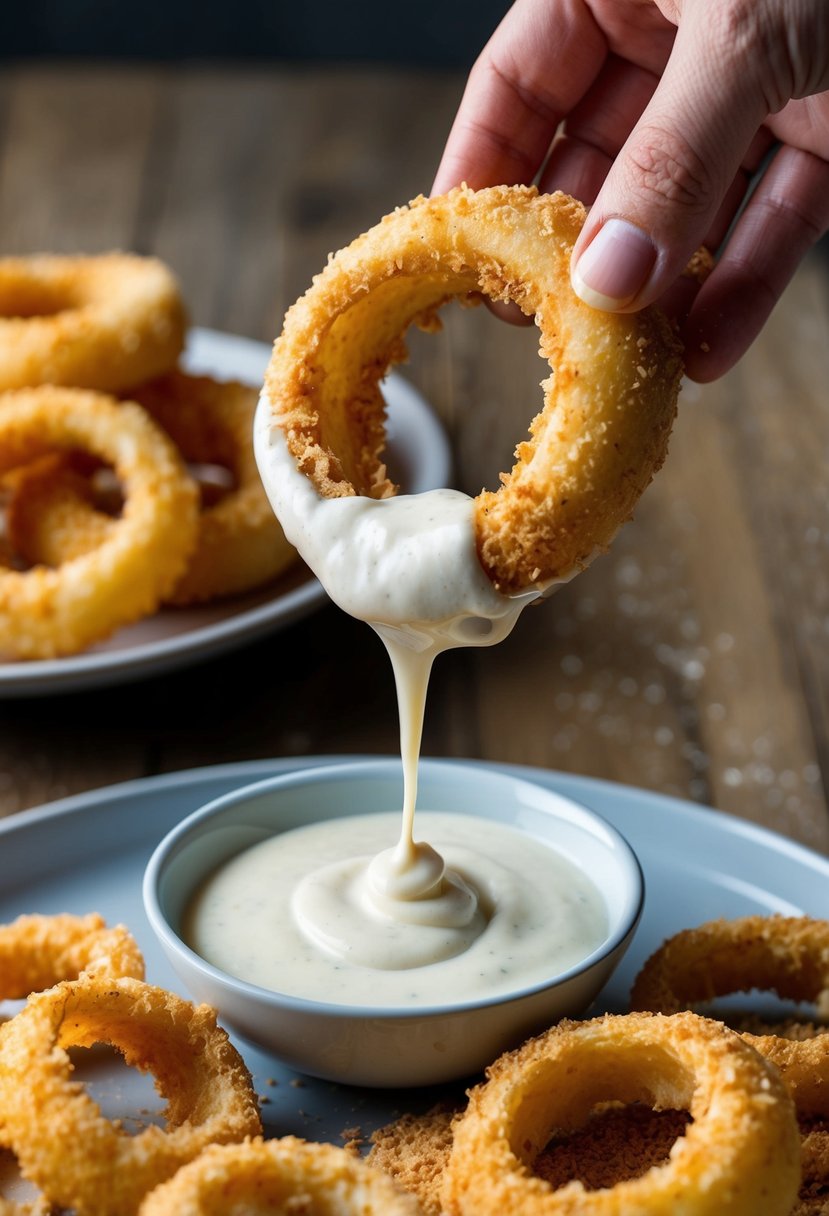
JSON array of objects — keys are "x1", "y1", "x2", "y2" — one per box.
[
  {"x1": 186, "y1": 812, "x2": 607, "y2": 1006},
  {"x1": 200, "y1": 396, "x2": 605, "y2": 1008}
]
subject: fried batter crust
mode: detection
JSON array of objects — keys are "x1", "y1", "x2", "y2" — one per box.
[
  {"x1": 0, "y1": 254, "x2": 185, "y2": 393},
  {"x1": 138, "y1": 1136, "x2": 424, "y2": 1215},
  {"x1": 441, "y1": 1011, "x2": 799, "y2": 1216},
  {"x1": 264, "y1": 185, "x2": 683, "y2": 592},
  {"x1": 0, "y1": 976, "x2": 261, "y2": 1216}
]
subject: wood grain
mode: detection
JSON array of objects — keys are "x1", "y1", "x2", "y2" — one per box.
[{"x1": 0, "y1": 65, "x2": 825, "y2": 852}]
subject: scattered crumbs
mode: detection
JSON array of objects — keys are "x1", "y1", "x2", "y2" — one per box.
[
  {"x1": 290, "y1": 1078, "x2": 306, "y2": 1089},
  {"x1": 341, "y1": 1126, "x2": 364, "y2": 1155},
  {"x1": 258, "y1": 1095, "x2": 271, "y2": 1105},
  {"x1": 266, "y1": 1077, "x2": 279, "y2": 1087},
  {"x1": 700, "y1": 341, "x2": 710, "y2": 352}
]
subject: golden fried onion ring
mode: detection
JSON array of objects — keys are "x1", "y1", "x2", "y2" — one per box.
[
  {"x1": 440, "y1": 1011, "x2": 800, "y2": 1216},
  {"x1": 0, "y1": 387, "x2": 199, "y2": 659},
  {"x1": 138, "y1": 1136, "x2": 424, "y2": 1216},
  {"x1": 631, "y1": 915, "x2": 829, "y2": 1118},
  {"x1": 4, "y1": 374, "x2": 299, "y2": 605},
  {"x1": 0, "y1": 913, "x2": 144, "y2": 998},
  {"x1": 0, "y1": 976, "x2": 261, "y2": 1216},
  {"x1": 263, "y1": 185, "x2": 683, "y2": 593},
  {"x1": 130, "y1": 371, "x2": 299, "y2": 603},
  {"x1": 0, "y1": 254, "x2": 185, "y2": 393},
  {"x1": 631, "y1": 916, "x2": 829, "y2": 1017}
]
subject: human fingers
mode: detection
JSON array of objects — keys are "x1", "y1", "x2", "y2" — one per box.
[
  {"x1": 570, "y1": 5, "x2": 770, "y2": 313},
  {"x1": 432, "y1": 0, "x2": 607, "y2": 194},
  {"x1": 538, "y1": 55, "x2": 660, "y2": 204},
  {"x1": 681, "y1": 144, "x2": 829, "y2": 381}
]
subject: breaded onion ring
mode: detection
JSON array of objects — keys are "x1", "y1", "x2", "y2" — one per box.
[
  {"x1": 440, "y1": 1011, "x2": 800, "y2": 1216},
  {"x1": 0, "y1": 976, "x2": 261, "y2": 1216},
  {"x1": 0, "y1": 387, "x2": 199, "y2": 659},
  {"x1": 632, "y1": 915, "x2": 829, "y2": 1121},
  {"x1": 138, "y1": 1136, "x2": 424, "y2": 1216},
  {"x1": 5, "y1": 374, "x2": 299, "y2": 605},
  {"x1": 0, "y1": 254, "x2": 185, "y2": 392},
  {"x1": 0, "y1": 913, "x2": 144, "y2": 997},
  {"x1": 130, "y1": 371, "x2": 299, "y2": 603},
  {"x1": 263, "y1": 185, "x2": 683, "y2": 593},
  {"x1": 631, "y1": 915, "x2": 829, "y2": 1017}
]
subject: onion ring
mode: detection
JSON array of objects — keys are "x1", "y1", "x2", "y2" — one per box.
[
  {"x1": 0, "y1": 387, "x2": 199, "y2": 659},
  {"x1": 137, "y1": 1136, "x2": 424, "y2": 1215},
  {"x1": 5, "y1": 374, "x2": 299, "y2": 605},
  {"x1": 0, "y1": 913, "x2": 144, "y2": 998},
  {"x1": 0, "y1": 254, "x2": 185, "y2": 392},
  {"x1": 440, "y1": 1011, "x2": 800, "y2": 1216},
  {"x1": 631, "y1": 915, "x2": 829, "y2": 1018},
  {"x1": 630, "y1": 915, "x2": 829, "y2": 1112},
  {"x1": 130, "y1": 371, "x2": 299, "y2": 603},
  {"x1": 263, "y1": 184, "x2": 683, "y2": 593},
  {"x1": 0, "y1": 976, "x2": 261, "y2": 1216}
]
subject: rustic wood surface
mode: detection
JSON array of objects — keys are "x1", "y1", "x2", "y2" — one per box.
[{"x1": 0, "y1": 64, "x2": 826, "y2": 853}]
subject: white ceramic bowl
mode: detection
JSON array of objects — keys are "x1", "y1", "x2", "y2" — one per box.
[{"x1": 143, "y1": 758, "x2": 643, "y2": 1088}]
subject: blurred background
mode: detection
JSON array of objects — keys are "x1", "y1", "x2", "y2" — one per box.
[{"x1": 3, "y1": 1, "x2": 509, "y2": 64}]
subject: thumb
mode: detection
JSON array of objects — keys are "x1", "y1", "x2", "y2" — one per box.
[{"x1": 570, "y1": 9, "x2": 769, "y2": 312}]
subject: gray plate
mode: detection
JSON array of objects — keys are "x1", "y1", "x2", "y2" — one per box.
[
  {"x1": 1, "y1": 756, "x2": 827, "y2": 1150},
  {"x1": 0, "y1": 330, "x2": 452, "y2": 697}
]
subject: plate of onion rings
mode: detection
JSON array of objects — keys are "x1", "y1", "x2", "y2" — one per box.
[
  {"x1": 2, "y1": 756, "x2": 829, "y2": 1210},
  {"x1": 0, "y1": 329, "x2": 452, "y2": 697}
]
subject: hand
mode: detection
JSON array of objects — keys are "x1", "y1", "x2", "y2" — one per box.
[{"x1": 433, "y1": 0, "x2": 829, "y2": 381}]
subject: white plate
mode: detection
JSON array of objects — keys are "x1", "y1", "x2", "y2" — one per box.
[
  {"x1": 1, "y1": 757, "x2": 827, "y2": 1145},
  {"x1": 0, "y1": 329, "x2": 452, "y2": 698}
]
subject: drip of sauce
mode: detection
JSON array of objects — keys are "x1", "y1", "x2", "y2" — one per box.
[{"x1": 190, "y1": 400, "x2": 605, "y2": 1005}]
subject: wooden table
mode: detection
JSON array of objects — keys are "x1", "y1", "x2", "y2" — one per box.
[{"x1": 0, "y1": 64, "x2": 826, "y2": 852}]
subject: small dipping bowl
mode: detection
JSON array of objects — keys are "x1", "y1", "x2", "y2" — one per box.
[{"x1": 143, "y1": 758, "x2": 643, "y2": 1088}]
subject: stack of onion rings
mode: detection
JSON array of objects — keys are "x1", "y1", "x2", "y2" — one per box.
[
  {"x1": 2, "y1": 372, "x2": 299, "y2": 627},
  {"x1": 263, "y1": 184, "x2": 684, "y2": 593},
  {"x1": 137, "y1": 1136, "x2": 424, "y2": 1215},
  {"x1": 440, "y1": 1011, "x2": 800, "y2": 1216},
  {"x1": 0, "y1": 254, "x2": 185, "y2": 393},
  {"x1": 0, "y1": 975, "x2": 261, "y2": 1216},
  {"x1": 0, "y1": 387, "x2": 199, "y2": 659}
]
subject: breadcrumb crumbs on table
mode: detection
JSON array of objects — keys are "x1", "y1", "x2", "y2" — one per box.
[
  {"x1": 533, "y1": 1104, "x2": 692, "y2": 1191},
  {"x1": 340, "y1": 1127, "x2": 364, "y2": 1156}
]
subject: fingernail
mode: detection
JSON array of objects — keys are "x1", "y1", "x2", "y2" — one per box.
[{"x1": 572, "y1": 219, "x2": 657, "y2": 311}]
